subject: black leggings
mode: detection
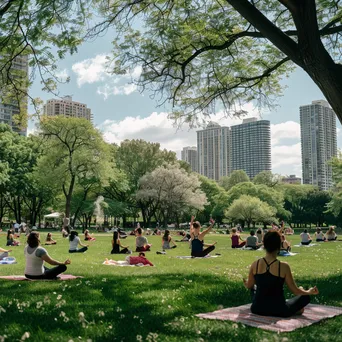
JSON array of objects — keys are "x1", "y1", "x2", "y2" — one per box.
[
  {"x1": 301, "y1": 240, "x2": 312, "y2": 245},
  {"x1": 191, "y1": 245, "x2": 215, "y2": 257},
  {"x1": 69, "y1": 247, "x2": 88, "y2": 253},
  {"x1": 111, "y1": 248, "x2": 129, "y2": 254},
  {"x1": 252, "y1": 295, "x2": 311, "y2": 317},
  {"x1": 25, "y1": 265, "x2": 67, "y2": 280}
]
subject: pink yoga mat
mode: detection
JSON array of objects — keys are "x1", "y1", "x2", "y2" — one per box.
[
  {"x1": 196, "y1": 303, "x2": 342, "y2": 332},
  {"x1": 0, "y1": 274, "x2": 83, "y2": 281}
]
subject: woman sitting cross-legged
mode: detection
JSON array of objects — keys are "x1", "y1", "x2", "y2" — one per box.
[
  {"x1": 243, "y1": 231, "x2": 319, "y2": 317},
  {"x1": 315, "y1": 228, "x2": 326, "y2": 242},
  {"x1": 300, "y1": 229, "x2": 312, "y2": 245},
  {"x1": 111, "y1": 230, "x2": 131, "y2": 254},
  {"x1": 24, "y1": 232, "x2": 70, "y2": 280},
  {"x1": 69, "y1": 231, "x2": 89, "y2": 253},
  {"x1": 135, "y1": 228, "x2": 152, "y2": 252},
  {"x1": 161, "y1": 230, "x2": 177, "y2": 250},
  {"x1": 231, "y1": 228, "x2": 246, "y2": 248},
  {"x1": 325, "y1": 226, "x2": 337, "y2": 241},
  {"x1": 45, "y1": 233, "x2": 57, "y2": 245},
  {"x1": 190, "y1": 216, "x2": 216, "y2": 257}
]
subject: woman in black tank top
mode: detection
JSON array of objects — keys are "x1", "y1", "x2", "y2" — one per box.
[{"x1": 243, "y1": 231, "x2": 319, "y2": 317}]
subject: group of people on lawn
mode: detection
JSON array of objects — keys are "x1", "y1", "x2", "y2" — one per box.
[{"x1": 4, "y1": 218, "x2": 339, "y2": 318}]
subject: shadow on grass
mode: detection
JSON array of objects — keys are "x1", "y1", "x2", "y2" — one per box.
[{"x1": 1, "y1": 272, "x2": 342, "y2": 341}]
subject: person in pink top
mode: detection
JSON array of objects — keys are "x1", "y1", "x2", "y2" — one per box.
[
  {"x1": 231, "y1": 228, "x2": 246, "y2": 248},
  {"x1": 127, "y1": 252, "x2": 154, "y2": 266}
]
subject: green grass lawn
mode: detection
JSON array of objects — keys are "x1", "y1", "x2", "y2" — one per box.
[{"x1": 1, "y1": 231, "x2": 342, "y2": 342}]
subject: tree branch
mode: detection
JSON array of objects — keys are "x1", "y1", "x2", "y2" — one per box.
[
  {"x1": 226, "y1": 0, "x2": 302, "y2": 65},
  {"x1": 0, "y1": 0, "x2": 14, "y2": 17}
]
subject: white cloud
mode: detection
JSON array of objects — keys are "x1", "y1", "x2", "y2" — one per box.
[
  {"x1": 272, "y1": 143, "x2": 302, "y2": 176},
  {"x1": 72, "y1": 54, "x2": 108, "y2": 86},
  {"x1": 99, "y1": 109, "x2": 303, "y2": 176},
  {"x1": 97, "y1": 83, "x2": 138, "y2": 99},
  {"x1": 72, "y1": 55, "x2": 142, "y2": 97},
  {"x1": 271, "y1": 121, "x2": 300, "y2": 146}
]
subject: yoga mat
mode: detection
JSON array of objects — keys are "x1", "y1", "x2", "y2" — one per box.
[
  {"x1": 176, "y1": 255, "x2": 221, "y2": 259},
  {"x1": 294, "y1": 244, "x2": 317, "y2": 247},
  {"x1": 0, "y1": 274, "x2": 83, "y2": 281},
  {"x1": 196, "y1": 303, "x2": 342, "y2": 332}
]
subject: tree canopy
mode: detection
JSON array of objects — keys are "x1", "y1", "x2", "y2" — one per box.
[{"x1": 2, "y1": 1, "x2": 342, "y2": 124}]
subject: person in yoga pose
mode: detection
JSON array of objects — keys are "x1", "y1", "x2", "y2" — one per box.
[
  {"x1": 111, "y1": 231, "x2": 130, "y2": 254},
  {"x1": 243, "y1": 231, "x2": 318, "y2": 317},
  {"x1": 325, "y1": 226, "x2": 337, "y2": 241},
  {"x1": 0, "y1": 247, "x2": 12, "y2": 260},
  {"x1": 300, "y1": 229, "x2": 312, "y2": 245},
  {"x1": 280, "y1": 234, "x2": 291, "y2": 252},
  {"x1": 256, "y1": 228, "x2": 264, "y2": 244},
  {"x1": 127, "y1": 252, "x2": 154, "y2": 266},
  {"x1": 315, "y1": 228, "x2": 326, "y2": 242},
  {"x1": 84, "y1": 229, "x2": 96, "y2": 241},
  {"x1": 45, "y1": 233, "x2": 57, "y2": 245},
  {"x1": 161, "y1": 230, "x2": 177, "y2": 250},
  {"x1": 246, "y1": 230, "x2": 262, "y2": 250},
  {"x1": 24, "y1": 231, "x2": 70, "y2": 280},
  {"x1": 231, "y1": 228, "x2": 246, "y2": 248},
  {"x1": 6, "y1": 229, "x2": 20, "y2": 246},
  {"x1": 69, "y1": 231, "x2": 89, "y2": 253},
  {"x1": 135, "y1": 228, "x2": 152, "y2": 252},
  {"x1": 190, "y1": 216, "x2": 216, "y2": 257}
]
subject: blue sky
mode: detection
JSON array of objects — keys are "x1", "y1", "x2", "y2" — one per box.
[{"x1": 28, "y1": 31, "x2": 342, "y2": 178}]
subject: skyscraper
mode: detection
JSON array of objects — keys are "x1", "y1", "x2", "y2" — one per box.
[
  {"x1": 43, "y1": 96, "x2": 93, "y2": 122},
  {"x1": 197, "y1": 122, "x2": 231, "y2": 180},
  {"x1": 231, "y1": 118, "x2": 271, "y2": 179},
  {"x1": 0, "y1": 55, "x2": 29, "y2": 135},
  {"x1": 300, "y1": 100, "x2": 337, "y2": 190},
  {"x1": 181, "y1": 146, "x2": 198, "y2": 172}
]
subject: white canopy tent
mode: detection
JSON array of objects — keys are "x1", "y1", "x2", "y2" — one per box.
[{"x1": 44, "y1": 212, "x2": 61, "y2": 219}]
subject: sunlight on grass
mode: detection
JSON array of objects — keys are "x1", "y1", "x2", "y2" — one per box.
[{"x1": 1, "y1": 231, "x2": 342, "y2": 341}]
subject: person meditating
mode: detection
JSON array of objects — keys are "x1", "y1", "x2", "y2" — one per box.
[
  {"x1": 69, "y1": 231, "x2": 89, "y2": 253},
  {"x1": 24, "y1": 232, "x2": 70, "y2": 280},
  {"x1": 243, "y1": 231, "x2": 319, "y2": 317},
  {"x1": 190, "y1": 216, "x2": 216, "y2": 257},
  {"x1": 300, "y1": 229, "x2": 312, "y2": 245},
  {"x1": 325, "y1": 226, "x2": 337, "y2": 241},
  {"x1": 246, "y1": 230, "x2": 262, "y2": 250},
  {"x1": 161, "y1": 230, "x2": 177, "y2": 250},
  {"x1": 231, "y1": 228, "x2": 246, "y2": 248},
  {"x1": 84, "y1": 229, "x2": 96, "y2": 241},
  {"x1": 111, "y1": 231, "x2": 130, "y2": 254},
  {"x1": 45, "y1": 233, "x2": 57, "y2": 245},
  {"x1": 135, "y1": 228, "x2": 152, "y2": 252}
]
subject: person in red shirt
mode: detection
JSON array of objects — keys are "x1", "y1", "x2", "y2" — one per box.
[{"x1": 128, "y1": 252, "x2": 154, "y2": 266}]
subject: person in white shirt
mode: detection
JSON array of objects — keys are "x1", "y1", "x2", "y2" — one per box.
[
  {"x1": 69, "y1": 231, "x2": 88, "y2": 253},
  {"x1": 325, "y1": 226, "x2": 337, "y2": 241},
  {"x1": 24, "y1": 232, "x2": 70, "y2": 280},
  {"x1": 300, "y1": 229, "x2": 312, "y2": 245},
  {"x1": 315, "y1": 228, "x2": 326, "y2": 242}
]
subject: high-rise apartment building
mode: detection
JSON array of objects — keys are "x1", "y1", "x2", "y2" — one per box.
[
  {"x1": 43, "y1": 96, "x2": 93, "y2": 122},
  {"x1": 231, "y1": 118, "x2": 271, "y2": 179},
  {"x1": 300, "y1": 100, "x2": 337, "y2": 190},
  {"x1": 181, "y1": 146, "x2": 198, "y2": 172},
  {"x1": 0, "y1": 55, "x2": 28, "y2": 135},
  {"x1": 197, "y1": 122, "x2": 231, "y2": 180}
]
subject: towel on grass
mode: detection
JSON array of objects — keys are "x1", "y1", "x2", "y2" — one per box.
[
  {"x1": 0, "y1": 257, "x2": 17, "y2": 264},
  {"x1": 0, "y1": 274, "x2": 83, "y2": 281},
  {"x1": 196, "y1": 303, "x2": 342, "y2": 333}
]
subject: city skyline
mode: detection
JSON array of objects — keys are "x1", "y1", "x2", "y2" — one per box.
[{"x1": 25, "y1": 32, "x2": 342, "y2": 177}]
